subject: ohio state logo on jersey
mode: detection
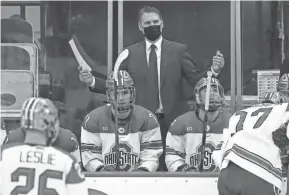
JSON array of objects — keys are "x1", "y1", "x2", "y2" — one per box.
[
  {"x1": 189, "y1": 142, "x2": 219, "y2": 172},
  {"x1": 105, "y1": 143, "x2": 139, "y2": 171}
]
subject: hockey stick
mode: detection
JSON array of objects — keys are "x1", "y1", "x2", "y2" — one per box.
[
  {"x1": 113, "y1": 49, "x2": 129, "y2": 171},
  {"x1": 286, "y1": 125, "x2": 289, "y2": 195},
  {"x1": 199, "y1": 71, "x2": 213, "y2": 172},
  {"x1": 113, "y1": 77, "x2": 121, "y2": 171},
  {"x1": 113, "y1": 49, "x2": 129, "y2": 81},
  {"x1": 69, "y1": 35, "x2": 92, "y2": 71},
  {"x1": 286, "y1": 162, "x2": 289, "y2": 195}
]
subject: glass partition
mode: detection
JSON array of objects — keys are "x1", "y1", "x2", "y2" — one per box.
[
  {"x1": 25, "y1": 6, "x2": 41, "y2": 42},
  {"x1": 1, "y1": 1, "x2": 110, "y2": 141},
  {"x1": 123, "y1": 1, "x2": 232, "y2": 112},
  {"x1": 1, "y1": 46, "x2": 30, "y2": 70},
  {"x1": 240, "y1": 1, "x2": 288, "y2": 108},
  {"x1": 41, "y1": 1, "x2": 109, "y2": 140},
  {"x1": 1, "y1": 5, "x2": 20, "y2": 18}
]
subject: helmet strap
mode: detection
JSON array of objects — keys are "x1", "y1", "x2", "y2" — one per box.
[
  {"x1": 196, "y1": 107, "x2": 220, "y2": 123},
  {"x1": 111, "y1": 106, "x2": 133, "y2": 125}
]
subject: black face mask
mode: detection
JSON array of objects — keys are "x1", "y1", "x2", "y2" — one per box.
[{"x1": 143, "y1": 25, "x2": 162, "y2": 42}]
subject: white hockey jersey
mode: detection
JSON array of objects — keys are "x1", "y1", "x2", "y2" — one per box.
[
  {"x1": 1, "y1": 118, "x2": 7, "y2": 146},
  {"x1": 0, "y1": 129, "x2": 6, "y2": 146},
  {"x1": 81, "y1": 104, "x2": 163, "y2": 172},
  {"x1": 165, "y1": 110, "x2": 231, "y2": 172},
  {"x1": 3, "y1": 127, "x2": 81, "y2": 163},
  {"x1": 219, "y1": 102, "x2": 289, "y2": 190},
  {"x1": 0, "y1": 143, "x2": 88, "y2": 195}
]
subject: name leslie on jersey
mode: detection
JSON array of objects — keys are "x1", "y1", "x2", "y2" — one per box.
[{"x1": 20, "y1": 151, "x2": 56, "y2": 165}]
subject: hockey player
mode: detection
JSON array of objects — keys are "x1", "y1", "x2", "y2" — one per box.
[
  {"x1": 215, "y1": 89, "x2": 289, "y2": 195},
  {"x1": 0, "y1": 97, "x2": 88, "y2": 195},
  {"x1": 275, "y1": 73, "x2": 289, "y2": 170},
  {"x1": 3, "y1": 107, "x2": 81, "y2": 163},
  {"x1": 81, "y1": 70, "x2": 163, "y2": 172},
  {"x1": 165, "y1": 77, "x2": 231, "y2": 172}
]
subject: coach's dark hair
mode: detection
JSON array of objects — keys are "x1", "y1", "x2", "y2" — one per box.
[{"x1": 138, "y1": 6, "x2": 163, "y2": 24}]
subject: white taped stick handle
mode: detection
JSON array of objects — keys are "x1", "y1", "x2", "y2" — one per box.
[
  {"x1": 204, "y1": 71, "x2": 213, "y2": 111},
  {"x1": 69, "y1": 39, "x2": 92, "y2": 71}
]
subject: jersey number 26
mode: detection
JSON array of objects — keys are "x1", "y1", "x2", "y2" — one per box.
[{"x1": 11, "y1": 167, "x2": 63, "y2": 195}]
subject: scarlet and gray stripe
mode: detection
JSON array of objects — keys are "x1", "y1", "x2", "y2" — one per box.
[
  {"x1": 223, "y1": 144, "x2": 282, "y2": 180},
  {"x1": 29, "y1": 99, "x2": 42, "y2": 126},
  {"x1": 140, "y1": 140, "x2": 163, "y2": 151},
  {"x1": 23, "y1": 98, "x2": 38, "y2": 127},
  {"x1": 165, "y1": 146, "x2": 186, "y2": 159},
  {"x1": 81, "y1": 143, "x2": 102, "y2": 154}
]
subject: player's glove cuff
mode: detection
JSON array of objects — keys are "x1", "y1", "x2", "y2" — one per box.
[
  {"x1": 281, "y1": 154, "x2": 289, "y2": 167},
  {"x1": 176, "y1": 163, "x2": 190, "y2": 172},
  {"x1": 272, "y1": 124, "x2": 289, "y2": 150},
  {"x1": 184, "y1": 165, "x2": 198, "y2": 172},
  {"x1": 132, "y1": 167, "x2": 150, "y2": 172},
  {"x1": 281, "y1": 147, "x2": 289, "y2": 165},
  {"x1": 101, "y1": 165, "x2": 118, "y2": 172},
  {"x1": 95, "y1": 165, "x2": 105, "y2": 172},
  {"x1": 95, "y1": 165, "x2": 117, "y2": 172}
]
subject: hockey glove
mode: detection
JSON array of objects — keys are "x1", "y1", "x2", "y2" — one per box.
[
  {"x1": 176, "y1": 164, "x2": 198, "y2": 172},
  {"x1": 280, "y1": 145, "x2": 289, "y2": 168},
  {"x1": 272, "y1": 124, "x2": 289, "y2": 152},
  {"x1": 132, "y1": 167, "x2": 150, "y2": 172},
  {"x1": 96, "y1": 165, "x2": 118, "y2": 172}
]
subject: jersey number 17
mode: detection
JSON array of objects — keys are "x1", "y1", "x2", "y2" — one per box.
[{"x1": 235, "y1": 107, "x2": 273, "y2": 132}]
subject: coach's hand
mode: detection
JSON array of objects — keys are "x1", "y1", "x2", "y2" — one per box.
[
  {"x1": 211, "y1": 51, "x2": 225, "y2": 74},
  {"x1": 78, "y1": 66, "x2": 94, "y2": 86}
]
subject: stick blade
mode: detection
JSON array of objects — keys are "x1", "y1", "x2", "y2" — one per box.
[{"x1": 113, "y1": 49, "x2": 129, "y2": 80}]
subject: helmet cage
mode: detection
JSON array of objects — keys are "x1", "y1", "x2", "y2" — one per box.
[
  {"x1": 195, "y1": 78, "x2": 225, "y2": 111},
  {"x1": 263, "y1": 91, "x2": 283, "y2": 104},
  {"x1": 106, "y1": 70, "x2": 136, "y2": 113},
  {"x1": 106, "y1": 86, "x2": 136, "y2": 113}
]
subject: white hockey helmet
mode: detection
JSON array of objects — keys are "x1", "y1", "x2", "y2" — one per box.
[
  {"x1": 106, "y1": 70, "x2": 136, "y2": 115},
  {"x1": 20, "y1": 97, "x2": 60, "y2": 145},
  {"x1": 194, "y1": 77, "x2": 225, "y2": 111},
  {"x1": 262, "y1": 91, "x2": 283, "y2": 104}
]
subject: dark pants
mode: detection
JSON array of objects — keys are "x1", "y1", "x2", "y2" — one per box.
[
  {"x1": 156, "y1": 114, "x2": 168, "y2": 171},
  {"x1": 218, "y1": 162, "x2": 282, "y2": 195}
]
